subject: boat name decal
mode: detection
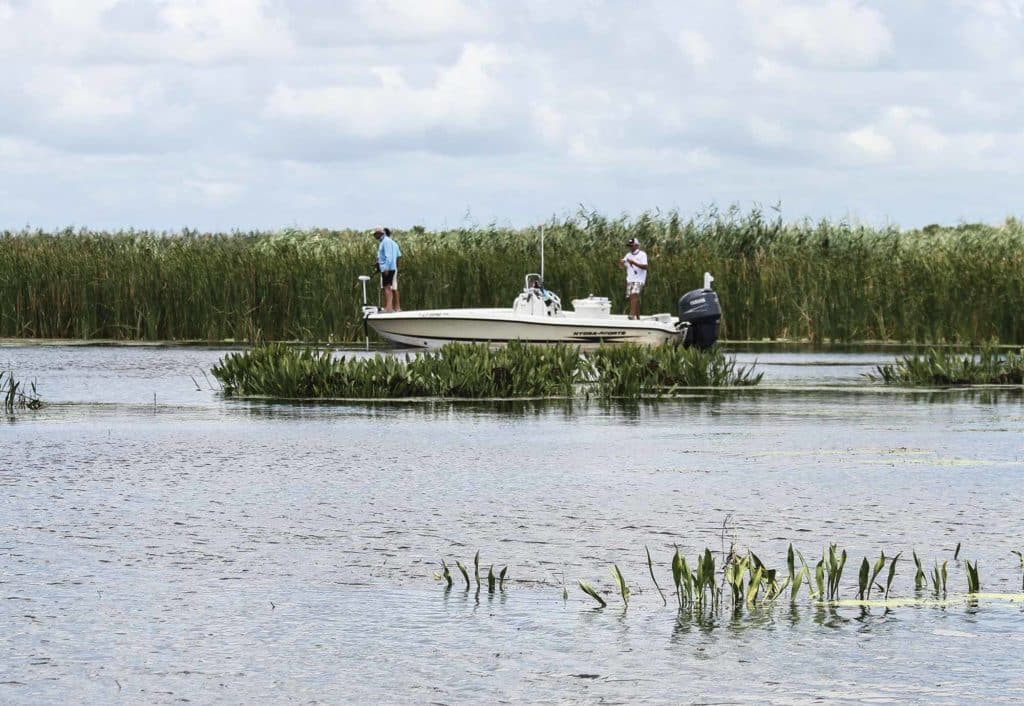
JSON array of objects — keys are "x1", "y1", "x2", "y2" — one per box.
[{"x1": 573, "y1": 330, "x2": 626, "y2": 337}]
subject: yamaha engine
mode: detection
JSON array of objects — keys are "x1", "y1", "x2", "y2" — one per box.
[{"x1": 676, "y1": 273, "x2": 721, "y2": 349}]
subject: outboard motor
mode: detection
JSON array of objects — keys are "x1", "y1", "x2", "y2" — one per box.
[{"x1": 676, "y1": 272, "x2": 721, "y2": 349}]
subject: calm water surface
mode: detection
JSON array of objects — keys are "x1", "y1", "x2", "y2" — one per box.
[{"x1": 2, "y1": 344, "x2": 1023, "y2": 704}]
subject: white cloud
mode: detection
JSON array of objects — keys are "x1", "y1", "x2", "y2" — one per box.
[
  {"x1": 2, "y1": 1, "x2": 1024, "y2": 230},
  {"x1": 265, "y1": 43, "x2": 506, "y2": 139},
  {"x1": 349, "y1": 0, "x2": 489, "y2": 39},
  {"x1": 154, "y1": 0, "x2": 293, "y2": 63},
  {"x1": 842, "y1": 126, "x2": 893, "y2": 162},
  {"x1": 742, "y1": 0, "x2": 892, "y2": 68},
  {"x1": 748, "y1": 116, "x2": 789, "y2": 148},
  {"x1": 676, "y1": 30, "x2": 713, "y2": 68},
  {"x1": 0, "y1": 0, "x2": 292, "y2": 64},
  {"x1": 840, "y1": 105, "x2": 1001, "y2": 167}
]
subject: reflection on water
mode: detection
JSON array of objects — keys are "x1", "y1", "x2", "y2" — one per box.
[{"x1": 2, "y1": 344, "x2": 1024, "y2": 703}]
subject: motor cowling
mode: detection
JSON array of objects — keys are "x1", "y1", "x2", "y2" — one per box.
[{"x1": 677, "y1": 287, "x2": 721, "y2": 349}]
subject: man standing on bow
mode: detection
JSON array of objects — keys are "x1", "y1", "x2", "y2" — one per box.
[
  {"x1": 618, "y1": 237, "x2": 648, "y2": 320},
  {"x1": 373, "y1": 227, "x2": 402, "y2": 312}
]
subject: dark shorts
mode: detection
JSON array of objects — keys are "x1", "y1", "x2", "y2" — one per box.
[{"x1": 381, "y1": 270, "x2": 396, "y2": 287}]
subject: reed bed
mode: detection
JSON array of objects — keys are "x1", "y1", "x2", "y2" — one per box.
[
  {"x1": 2, "y1": 372, "x2": 42, "y2": 413},
  {"x1": 869, "y1": 344, "x2": 1024, "y2": 385},
  {"x1": 210, "y1": 342, "x2": 760, "y2": 399},
  {"x1": 444, "y1": 543, "x2": 1023, "y2": 615},
  {"x1": 4, "y1": 207, "x2": 1024, "y2": 343}
]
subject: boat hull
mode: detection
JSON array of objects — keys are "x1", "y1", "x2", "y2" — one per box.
[{"x1": 365, "y1": 309, "x2": 679, "y2": 348}]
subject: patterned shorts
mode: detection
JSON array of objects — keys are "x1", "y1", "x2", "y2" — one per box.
[{"x1": 626, "y1": 281, "x2": 643, "y2": 296}]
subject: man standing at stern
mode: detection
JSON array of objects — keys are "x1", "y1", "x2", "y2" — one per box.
[
  {"x1": 373, "y1": 227, "x2": 402, "y2": 312},
  {"x1": 618, "y1": 237, "x2": 648, "y2": 319}
]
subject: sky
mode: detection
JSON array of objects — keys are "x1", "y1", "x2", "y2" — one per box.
[{"x1": 1, "y1": 0, "x2": 1023, "y2": 231}]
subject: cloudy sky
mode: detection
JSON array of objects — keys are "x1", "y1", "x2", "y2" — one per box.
[{"x1": 1, "y1": 0, "x2": 1023, "y2": 231}]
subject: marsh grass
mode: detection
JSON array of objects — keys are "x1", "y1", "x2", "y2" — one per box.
[
  {"x1": 2, "y1": 372, "x2": 42, "y2": 413},
  {"x1": 869, "y1": 344, "x2": 1024, "y2": 385},
  {"x1": 438, "y1": 552, "x2": 507, "y2": 594},
  {"x1": 5, "y1": 208, "x2": 1024, "y2": 343},
  {"x1": 210, "y1": 341, "x2": 760, "y2": 399},
  {"x1": 447, "y1": 543, "x2": 1023, "y2": 618}
]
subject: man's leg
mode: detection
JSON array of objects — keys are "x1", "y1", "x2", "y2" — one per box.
[
  {"x1": 629, "y1": 292, "x2": 639, "y2": 319},
  {"x1": 383, "y1": 286, "x2": 393, "y2": 312},
  {"x1": 393, "y1": 273, "x2": 401, "y2": 311}
]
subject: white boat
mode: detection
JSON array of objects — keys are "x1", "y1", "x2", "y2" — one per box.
[{"x1": 360, "y1": 272, "x2": 722, "y2": 350}]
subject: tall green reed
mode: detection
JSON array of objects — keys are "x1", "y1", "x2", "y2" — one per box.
[
  {"x1": 5, "y1": 208, "x2": 1024, "y2": 343},
  {"x1": 2, "y1": 372, "x2": 42, "y2": 413}
]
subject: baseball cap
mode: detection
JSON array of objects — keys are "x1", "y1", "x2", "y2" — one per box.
[
  {"x1": 626, "y1": 237, "x2": 640, "y2": 246},
  {"x1": 372, "y1": 226, "x2": 385, "y2": 236}
]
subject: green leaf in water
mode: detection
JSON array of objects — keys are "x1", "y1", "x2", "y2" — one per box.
[
  {"x1": 578, "y1": 579, "x2": 607, "y2": 608},
  {"x1": 646, "y1": 545, "x2": 667, "y2": 606},
  {"x1": 455, "y1": 560, "x2": 470, "y2": 590},
  {"x1": 885, "y1": 553, "x2": 901, "y2": 599},
  {"x1": 611, "y1": 564, "x2": 630, "y2": 606}
]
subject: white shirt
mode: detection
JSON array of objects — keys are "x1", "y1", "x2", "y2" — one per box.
[{"x1": 624, "y1": 249, "x2": 648, "y2": 284}]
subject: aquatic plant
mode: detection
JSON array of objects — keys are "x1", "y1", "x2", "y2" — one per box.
[
  {"x1": 815, "y1": 544, "x2": 848, "y2": 601},
  {"x1": 931, "y1": 560, "x2": 949, "y2": 597},
  {"x1": 578, "y1": 580, "x2": 607, "y2": 608},
  {"x1": 965, "y1": 560, "x2": 980, "y2": 594},
  {"x1": 787, "y1": 544, "x2": 812, "y2": 604},
  {"x1": 443, "y1": 543, "x2": 1024, "y2": 619},
  {"x1": 437, "y1": 554, "x2": 506, "y2": 593},
  {"x1": 885, "y1": 553, "x2": 901, "y2": 599},
  {"x1": 2, "y1": 372, "x2": 42, "y2": 413},
  {"x1": 455, "y1": 561, "x2": 470, "y2": 590},
  {"x1": 611, "y1": 565, "x2": 630, "y2": 607},
  {"x1": 211, "y1": 341, "x2": 760, "y2": 399},
  {"x1": 646, "y1": 546, "x2": 667, "y2": 606},
  {"x1": 856, "y1": 552, "x2": 889, "y2": 600},
  {"x1": 587, "y1": 343, "x2": 763, "y2": 395},
  {"x1": 5, "y1": 209, "x2": 1024, "y2": 344},
  {"x1": 912, "y1": 551, "x2": 927, "y2": 591},
  {"x1": 869, "y1": 344, "x2": 1024, "y2": 386}
]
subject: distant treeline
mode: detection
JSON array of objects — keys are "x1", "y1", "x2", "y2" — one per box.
[{"x1": 2, "y1": 206, "x2": 1022, "y2": 343}]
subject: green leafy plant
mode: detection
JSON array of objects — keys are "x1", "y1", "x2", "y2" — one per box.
[
  {"x1": 455, "y1": 560, "x2": 470, "y2": 590},
  {"x1": 578, "y1": 580, "x2": 607, "y2": 608},
  {"x1": 869, "y1": 344, "x2": 1024, "y2": 386},
  {"x1": 211, "y1": 340, "x2": 760, "y2": 399},
  {"x1": 611, "y1": 564, "x2": 630, "y2": 607},
  {"x1": 965, "y1": 560, "x2": 980, "y2": 594},
  {"x1": 646, "y1": 546, "x2": 667, "y2": 606}
]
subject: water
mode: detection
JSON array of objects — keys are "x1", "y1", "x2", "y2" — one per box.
[{"x1": 2, "y1": 343, "x2": 1023, "y2": 703}]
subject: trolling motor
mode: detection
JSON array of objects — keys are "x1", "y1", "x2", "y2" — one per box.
[{"x1": 676, "y1": 272, "x2": 721, "y2": 349}]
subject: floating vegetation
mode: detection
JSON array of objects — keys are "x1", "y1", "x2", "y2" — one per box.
[
  {"x1": 437, "y1": 552, "x2": 507, "y2": 595},
  {"x1": 2, "y1": 371, "x2": 42, "y2": 413},
  {"x1": 437, "y1": 543, "x2": 1024, "y2": 616},
  {"x1": 5, "y1": 209, "x2": 1024, "y2": 343},
  {"x1": 588, "y1": 343, "x2": 762, "y2": 394},
  {"x1": 210, "y1": 341, "x2": 760, "y2": 399},
  {"x1": 869, "y1": 345, "x2": 1024, "y2": 386}
]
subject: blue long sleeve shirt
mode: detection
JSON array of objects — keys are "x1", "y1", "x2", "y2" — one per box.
[{"x1": 377, "y1": 235, "x2": 402, "y2": 271}]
